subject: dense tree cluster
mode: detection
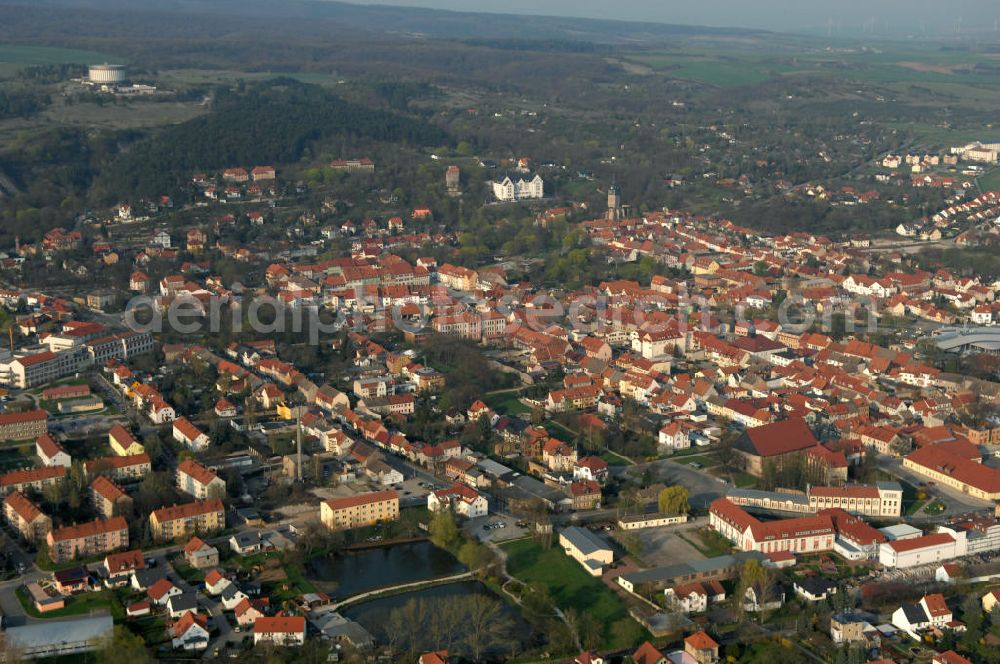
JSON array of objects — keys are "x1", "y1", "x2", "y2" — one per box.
[{"x1": 93, "y1": 79, "x2": 448, "y2": 202}]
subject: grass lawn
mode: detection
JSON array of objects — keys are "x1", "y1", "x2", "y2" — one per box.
[
  {"x1": 709, "y1": 467, "x2": 756, "y2": 488},
  {"x1": 35, "y1": 550, "x2": 109, "y2": 572},
  {"x1": 501, "y1": 538, "x2": 648, "y2": 650},
  {"x1": 924, "y1": 500, "x2": 946, "y2": 515},
  {"x1": 169, "y1": 556, "x2": 205, "y2": 585},
  {"x1": 543, "y1": 421, "x2": 575, "y2": 443},
  {"x1": 600, "y1": 450, "x2": 630, "y2": 466},
  {"x1": 0, "y1": 444, "x2": 35, "y2": 471},
  {"x1": 484, "y1": 390, "x2": 531, "y2": 416},
  {"x1": 16, "y1": 586, "x2": 118, "y2": 619},
  {"x1": 679, "y1": 528, "x2": 733, "y2": 558},
  {"x1": 977, "y1": 168, "x2": 1000, "y2": 193},
  {"x1": 131, "y1": 614, "x2": 169, "y2": 647},
  {"x1": 283, "y1": 562, "x2": 318, "y2": 595}
]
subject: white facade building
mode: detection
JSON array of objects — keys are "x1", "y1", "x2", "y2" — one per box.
[{"x1": 491, "y1": 174, "x2": 544, "y2": 202}]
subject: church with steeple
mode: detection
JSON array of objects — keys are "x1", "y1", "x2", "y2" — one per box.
[{"x1": 606, "y1": 181, "x2": 630, "y2": 221}]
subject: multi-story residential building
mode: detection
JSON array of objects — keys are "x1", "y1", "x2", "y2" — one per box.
[
  {"x1": 321, "y1": 490, "x2": 399, "y2": 530},
  {"x1": 545, "y1": 385, "x2": 602, "y2": 412},
  {"x1": 431, "y1": 313, "x2": 482, "y2": 341},
  {"x1": 35, "y1": 433, "x2": 71, "y2": 467},
  {"x1": 0, "y1": 465, "x2": 65, "y2": 494},
  {"x1": 90, "y1": 476, "x2": 132, "y2": 519},
  {"x1": 352, "y1": 377, "x2": 391, "y2": 400},
  {"x1": 108, "y1": 424, "x2": 144, "y2": 456},
  {"x1": 436, "y1": 264, "x2": 479, "y2": 291},
  {"x1": 46, "y1": 516, "x2": 129, "y2": 563},
  {"x1": 85, "y1": 331, "x2": 154, "y2": 365},
  {"x1": 0, "y1": 349, "x2": 86, "y2": 389},
  {"x1": 172, "y1": 417, "x2": 209, "y2": 452},
  {"x1": 0, "y1": 409, "x2": 48, "y2": 441},
  {"x1": 176, "y1": 459, "x2": 225, "y2": 500},
  {"x1": 84, "y1": 454, "x2": 151, "y2": 482},
  {"x1": 149, "y1": 499, "x2": 225, "y2": 542},
  {"x1": 3, "y1": 491, "x2": 51, "y2": 542}
]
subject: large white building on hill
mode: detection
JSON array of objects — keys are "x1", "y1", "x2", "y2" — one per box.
[{"x1": 491, "y1": 174, "x2": 544, "y2": 201}]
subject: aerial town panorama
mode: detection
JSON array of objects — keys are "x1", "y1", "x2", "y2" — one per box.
[{"x1": 1, "y1": 1, "x2": 1000, "y2": 663}]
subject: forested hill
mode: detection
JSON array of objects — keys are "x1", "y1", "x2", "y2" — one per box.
[
  {"x1": 92, "y1": 79, "x2": 447, "y2": 203},
  {"x1": 13, "y1": 0, "x2": 771, "y2": 44}
]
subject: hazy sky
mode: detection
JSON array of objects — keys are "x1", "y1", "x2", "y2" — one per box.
[{"x1": 337, "y1": 0, "x2": 1000, "y2": 34}]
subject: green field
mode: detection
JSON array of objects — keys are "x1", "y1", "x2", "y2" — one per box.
[
  {"x1": 625, "y1": 51, "x2": 798, "y2": 86},
  {"x1": 626, "y1": 45, "x2": 1000, "y2": 87},
  {"x1": 977, "y1": 169, "x2": 1000, "y2": 194},
  {"x1": 502, "y1": 538, "x2": 648, "y2": 650}
]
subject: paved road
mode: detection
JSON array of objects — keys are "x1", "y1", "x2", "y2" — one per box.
[
  {"x1": 622, "y1": 458, "x2": 728, "y2": 511},
  {"x1": 876, "y1": 456, "x2": 994, "y2": 520},
  {"x1": 157, "y1": 555, "x2": 237, "y2": 659},
  {"x1": 328, "y1": 570, "x2": 474, "y2": 612}
]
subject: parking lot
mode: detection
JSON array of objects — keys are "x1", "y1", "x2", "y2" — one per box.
[
  {"x1": 622, "y1": 526, "x2": 707, "y2": 567},
  {"x1": 464, "y1": 513, "x2": 531, "y2": 543}
]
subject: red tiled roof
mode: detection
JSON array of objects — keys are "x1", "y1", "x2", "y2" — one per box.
[
  {"x1": 204, "y1": 569, "x2": 226, "y2": 586},
  {"x1": 254, "y1": 615, "x2": 305, "y2": 634},
  {"x1": 84, "y1": 454, "x2": 150, "y2": 473},
  {"x1": 152, "y1": 499, "x2": 223, "y2": 524},
  {"x1": 632, "y1": 641, "x2": 665, "y2": 664},
  {"x1": 35, "y1": 433, "x2": 65, "y2": 459},
  {"x1": 888, "y1": 532, "x2": 955, "y2": 553},
  {"x1": 171, "y1": 610, "x2": 208, "y2": 637},
  {"x1": 3, "y1": 491, "x2": 43, "y2": 522},
  {"x1": 16, "y1": 351, "x2": 57, "y2": 367},
  {"x1": 90, "y1": 475, "x2": 127, "y2": 502},
  {"x1": 0, "y1": 465, "x2": 65, "y2": 487},
  {"x1": 324, "y1": 490, "x2": 398, "y2": 511},
  {"x1": 108, "y1": 424, "x2": 138, "y2": 447},
  {"x1": 177, "y1": 459, "x2": 220, "y2": 487},
  {"x1": 50, "y1": 516, "x2": 127, "y2": 542},
  {"x1": 0, "y1": 409, "x2": 46, "y2": 425},
  {"x1": 740, "y1": 417, "x2": 818, "y2": 457},
  {"x1": 906, "y1": 445, "x2": 1000, "y2": 494},
  {"x1": 183, "y1": 536, "x2": 211, "y2": 556},
  {"x1": 935, "y1": 651, "x2": 973, "y2": 664},
  {"x1": 148, "y1": 577, "x2": 178, "y2": 600},
  {"x1": 105, "y1": 549, "x2": 144, "y2": 574},
  {"x1": 810, "y1": 485, "x2": 879, "y2": 499},
  {"x1": 172, "y1": 417, "x2": 205, "y2": 441},
  {"x1": 685, "y1": 630, "x2": 719, "y2": 651}
]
